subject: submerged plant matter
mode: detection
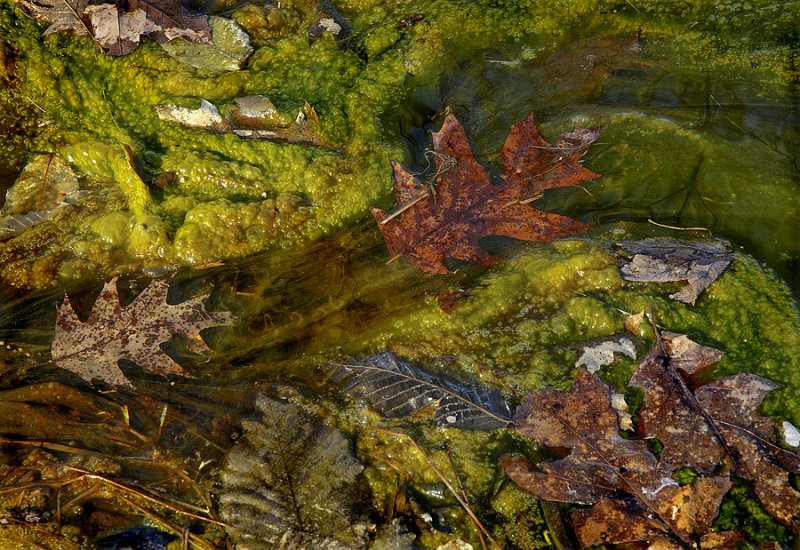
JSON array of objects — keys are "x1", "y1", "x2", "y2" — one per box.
[
  {"x1": 51, "y1": 277, "x2": 235, "y2": 387},
  {"x1": 216, "y1": 395, "x2": 372, "y2": 550},
  {"x1": 326, "y1": 351, "x2": 513, "y2": 431},
  {"x1": 0, "y1": 154, "x2": 79, "y2": 238},
  {"x1": 372, "y1": 111, "x2": 600, "y2": 273},
  {"x1": 502, "y1": 332, "x2": 800, "y2": 548}
]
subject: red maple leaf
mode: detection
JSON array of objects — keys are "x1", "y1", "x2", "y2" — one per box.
[{"x1": 372, "y1": 111, "x2": 601, "y2": 273}]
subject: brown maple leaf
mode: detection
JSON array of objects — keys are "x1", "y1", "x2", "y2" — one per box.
[
  {"x1": 51, "y1": 277, "x2": 235, "y2": 388},
  {"x1": 372, "y1": 111, "x2": 600, "y2": 273}
]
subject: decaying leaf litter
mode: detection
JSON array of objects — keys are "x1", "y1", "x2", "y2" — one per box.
[
  {"x1": 1, "y1": 122, "x2": 786, "y2": 547},
  {"x1": 0, "y1": 14, "x2": 796, "y2": 542}
]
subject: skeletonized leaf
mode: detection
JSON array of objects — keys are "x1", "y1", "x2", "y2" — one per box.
[
  {"x1": 616, "y1": 238, "x2": 733, "y2": 304},
  {"x1": 326, "y1": 351, "x2": 513, "y2": 431},
  {"x1": 51, "y1": 277, "x2": 235, "y2": 388},
  {"x1": 217, "y1": 395, "x2": 371, "y2": 549}
]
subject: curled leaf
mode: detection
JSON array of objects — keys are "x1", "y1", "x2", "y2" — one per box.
[{"x1": 616, "y1": 238, "x2": 733, "y2": 305}]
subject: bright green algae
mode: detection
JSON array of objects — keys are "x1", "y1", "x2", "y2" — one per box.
[
  {"x1": 1, "y1": 0, "x2": 800, "y2": 547},
  {"x1": 0, "y1": 0, "x2": 799, "y2": 287}
]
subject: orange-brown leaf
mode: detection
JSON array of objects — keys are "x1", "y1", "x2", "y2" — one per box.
[{"x1": 373, "y1": 111, "x2": 600, "y2": 273}]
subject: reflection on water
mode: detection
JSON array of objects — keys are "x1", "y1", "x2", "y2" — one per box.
[{"x1": 411, "y1": 32, "x2": 800, "y2": 291}]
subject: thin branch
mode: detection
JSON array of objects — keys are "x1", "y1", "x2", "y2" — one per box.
[{"x1": 372, "y1": 427, "x2": 503, "y2": 550}]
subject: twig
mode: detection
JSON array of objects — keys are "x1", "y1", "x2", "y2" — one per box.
[
  {"x1": 647, "y1": 307, "x2": 741, "y2": 477},
  {"x1": 61, "y1": 467, "x2": 229, "y2": 526},
  {"x1": 647, "y1": 219, "x2": 711, "y2": 234},
  {"x1": 446, "y1": 449, "x2": 487, "y2": 550},
  {"x1": 372, "y1": 427, "x2": 502, "y2": 550}
]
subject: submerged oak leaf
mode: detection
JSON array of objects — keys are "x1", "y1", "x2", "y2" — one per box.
[
  {"x1": 51, "y1": 278, "x2": 235, "y2": 388},
  {"x1": 372, "y1": 111, "x2": 600, "y2": 273}
]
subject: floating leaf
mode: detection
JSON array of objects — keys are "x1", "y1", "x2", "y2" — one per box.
[
  {"x1": 695, "y1": 374, "x2": 800, "y2": 528},
  {"x1": 503, "y1": 331, "x2": 800, "y2": 547},
  {"x1": 574, "y1": 334, "x2": 636, "y2": 374},
  {"x1": 51, "y1": 277, "x2": 235, "y2": 388},
  {"x1": 326, "y1": 351, "x2": 513, "y2": 431},
  {"x1": 616, "y1": 238, "x2": 733, "y2": 305},
  {"x1": 0, "y1": 154, "x2": 80, "y2": 238},
  {"x1": 372, "y1": 110, "x2": 599, "y2": 273},
  {"x1": 216, "y1": 395, "x2": 371, "y2": 549},
  {"x1": 500, "y1": 367, "x2": 736, "y2": 548},
  {"x1": 160, "y1": 16, "x2": 252, "y2": 72}
]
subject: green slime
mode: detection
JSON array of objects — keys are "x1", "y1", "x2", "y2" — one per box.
[{"x1": 0, "y1": 0, "x2": 799, "y2": 547}]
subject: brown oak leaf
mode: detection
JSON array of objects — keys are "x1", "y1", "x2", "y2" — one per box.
[
  {"x1": 51, "y1": 277, "x2": 235, "y2": 388},
  {"x1": 503, "y1": 332, "x2": 800, "y2": 548},
  {"x1": 372, "y1": 111, "x2": 600, "y2": 273},
  {"x1": 631, "y1": 332, "x2": 800, "y2": 528},
  {"x1": 500, "y1": 368, "x2": 732, "y2": 548}
]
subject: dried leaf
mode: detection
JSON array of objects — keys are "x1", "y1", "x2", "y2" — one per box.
[
  {"x1": 616, "y1": 238, "x2": 733, "y2": 305},
  {"x1": 631, "y1": 332, "x2": 800, "y2": 528},
  {"x1": 0, "y1": 154, "x2": 80, "y2": 238},
  {"x1": 51, "y1": 277, "x2": 235, "y2": 388},
  {"x1": 155, "y1": 99, "x2": 229, "y2": 132},
  {"x1": 11, "y1": 0, "x2": 91, "y2": 37},
  {"x1": 500, "y1": 367, "x2": 735, "y2": 548},
  {"x1": 624, "y1": 310, "x2": 644, "y2": 335},
  {"x1": 160, "y1": 16, "x2": 252, "y2": 72},
  {"x1": 13, "y1": 0, "x2": 211, "y2": 56},
  {"x1": 575, "y1": 334, "x2": 636, "y2": 373},
  {"x1": 695, "y1": 374, "x2": 800, "y2": 528},
  {"x1": 629, "y1": 333, "x2": 727, "y2": 474},
  {"x1": 217, "y1": 395, "x2": 371, "y2": 549},
  {"x1": 156, "y1": 97, "x2": 334, "y2": 147},
  {"x1": 326, "y1": 351, "x2": 513, "y2": 431},
  {"x1": 372, "y1": 111, "x2": 599, "y2": 273}
]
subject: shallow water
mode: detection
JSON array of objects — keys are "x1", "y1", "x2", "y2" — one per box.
[{"x1": 1, "y1": 2, "x2": 800, "y2": 549}]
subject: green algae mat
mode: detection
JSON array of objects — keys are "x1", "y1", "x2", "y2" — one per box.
[{"x1": 1, "y1": 0, "x2": 800, "y2": 548}]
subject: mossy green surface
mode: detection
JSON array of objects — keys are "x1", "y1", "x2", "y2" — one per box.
[
  {"x1": 0, "y1": 0, "x2": 798, "y2": 287},
  {"x1": 1, "y1": 0, "x2": 799, "y2": 547}
]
